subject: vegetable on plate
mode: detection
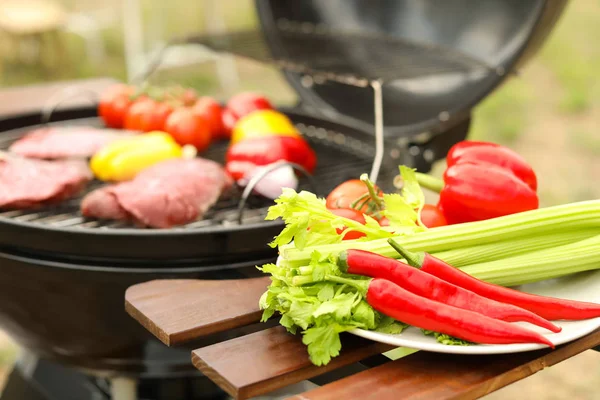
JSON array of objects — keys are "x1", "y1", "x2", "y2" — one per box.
[
  {"x1": 390, "y1": 240, "x2": 600, "y2": 321},
  {"x1": 90, "y1": 131, "x2": 184, "y2": 181},
  {"x1": 337, "y1": 249, "x2": 560, "y2": 332},
  {"x1": 257, "y1": 160, "x2": 600, "y2": 365},
  {"x1": 327, "y1": 275, "x2": 554, "y2": 347}
]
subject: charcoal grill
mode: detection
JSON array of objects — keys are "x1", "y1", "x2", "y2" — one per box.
[{"x1": 0, "y1": 1, "x2": 567, "y2": 399}]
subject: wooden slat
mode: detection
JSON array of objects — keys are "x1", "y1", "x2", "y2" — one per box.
[
  {"x1": 124, "y1": 277, "x2": 269, "y2": 346},
  {"x1": 291, "y1": 328, "x2": 600, "y2": 400},
  {"x1": 191, "y1": 326, "x2": 394, "y2": 400}
]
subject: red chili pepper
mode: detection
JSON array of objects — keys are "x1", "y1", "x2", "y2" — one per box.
[
  {"x1": 328, "y1": 208, "x2": 366, "y2": 240},
  {"x1": 329, "y1": 276, "x2": 554, "y2": 347},
  {"x1": 438, "y1": 162, "x2": 539, "y2": 224},
  {"x1": 447, "y1": 141, "x2": 537, "y2": 191},
  {"x1": 224, "y1": 136, "x2": 317, "y2": 181},
  {"x1": 337, "y1": 249, "x2": 560, "y2": 332},
  {"x1": 389, "y1": 239, "x2": 600, "y2": 321}
]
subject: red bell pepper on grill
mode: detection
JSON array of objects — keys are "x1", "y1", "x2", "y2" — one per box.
[
  {"x1": 338, "y1": 249, "x2": 561, "y2": 332},
  {"x1": 328, "y1": 275, "x2": 554, "y2": 347},
  {"x1": 447, "y1": 141, "x2": 537, "y2": 191},
  {"x1": 225, "y1": 135, "x2": 317, "y2": 181},
  {"x1": 389, "y1": 239, "x2": 600, "y2": 321}
]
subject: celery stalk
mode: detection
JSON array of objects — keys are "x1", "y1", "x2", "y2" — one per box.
[
  {"x1": 460, "y1": 234, "x2": 600, "y2": 286},
  {"x1": 280, "y1": 200, "x2": 600, "y2": 268},
  {"x1": 431, "y1": 229, "x2": 597, "y2": 267}
]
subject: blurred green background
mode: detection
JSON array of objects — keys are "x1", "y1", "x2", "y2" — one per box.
[{"x1": 0, "y1": 0, "x2": 599, "y2": 398}]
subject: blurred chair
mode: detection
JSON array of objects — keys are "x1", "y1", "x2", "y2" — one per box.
[{"x1": 0, "y1": 0, "x2": 68, "y2": 73}]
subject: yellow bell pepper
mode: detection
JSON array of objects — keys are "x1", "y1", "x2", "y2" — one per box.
[
  {"x1": 91, "y1": 131, "x2": 183, "y2": 181},
  {"x1": 231, "y1": 109, "x2": 301, "y2": 145}
]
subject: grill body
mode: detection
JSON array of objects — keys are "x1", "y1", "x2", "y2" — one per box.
[{"x1": 0, "y1": 107, "x2": 467, "y2": 372}]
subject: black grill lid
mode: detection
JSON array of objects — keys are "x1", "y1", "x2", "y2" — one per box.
[
  {"x1": 256, "y1": 0, "x2": 567, "y2": 138},
  {"x1": 188, "y1": 0, "x2": 566, "y2": 139}
]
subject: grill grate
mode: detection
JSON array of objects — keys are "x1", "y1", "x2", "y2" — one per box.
[
  {"x1": 181, "y1": 22, "x2": 499, "y2": 87},
  {"x1": 0, "y1": 116, "x2": 397, "y2": 232}
]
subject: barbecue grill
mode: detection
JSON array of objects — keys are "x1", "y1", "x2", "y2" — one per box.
[{"x1": 0, "y1": 1, "x2": 567, "y2": 399}]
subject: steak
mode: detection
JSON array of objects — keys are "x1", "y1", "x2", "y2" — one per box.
[
  {"x1": 9, "y1": 126, "x2": 132, "y2": 159},
  {"x1": 0, "y1": 152, "x2": 93, "y2": 209},
  {"x1": 81, "y1": 158, "x2": 233, "y2": 228}
]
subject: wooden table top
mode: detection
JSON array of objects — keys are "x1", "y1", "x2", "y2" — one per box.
[{"x1": 125, "y1": 277, "x2": 600, "y2": 400}]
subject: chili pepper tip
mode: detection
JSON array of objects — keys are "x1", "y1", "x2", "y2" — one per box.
[
  {"x1": 387, "y1": 239, "x2": 424, "y2": 267},
  {"x1": 336, "y1": 251, "x2": 350, "y2": 273}
]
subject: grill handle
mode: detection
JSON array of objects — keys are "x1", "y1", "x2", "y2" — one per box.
[
  {"x1": 41, "y1": 86, "x2": 100, "y2": 125},
  {"x1": 236, "y1": 160, "x2": 318, "y2": 225}
]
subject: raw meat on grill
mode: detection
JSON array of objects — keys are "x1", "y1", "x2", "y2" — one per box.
[
  {"x1": 81, "y1": 158, "x2": 233, "y2": 228},
  {"x1": 0, "y1": 152, "x2": 93, "y2": 209},
  {"x1": 9, "y1": 126, "x2": 132, "y2": 159}
]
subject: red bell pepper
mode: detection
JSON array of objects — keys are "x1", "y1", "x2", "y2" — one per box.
[
  {"x1": 225, "y1": 135, "x2": 317, "y2": 181},
  {"x1": 447, "y1": 141, "x2": 537, "y2": 191},
  {"x1": 438, "y1": 162, "x2": 539, "y2": 224}
]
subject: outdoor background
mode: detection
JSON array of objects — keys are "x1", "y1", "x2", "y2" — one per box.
[{"x1": 1, "y1": 0, "x2": 599, "y2": 398}]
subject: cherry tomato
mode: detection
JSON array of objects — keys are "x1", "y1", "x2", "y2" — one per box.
[
  {"x1": 222, "y1": 92, "x2": 273, "y2": 135},
  {"x1": 179, "y1": 88, "x2": 198, "y2": 106},
  {"x1": 124, "y1": 98, "x2": 173, "y2": 132},
  {"x1": 328, "y1": 208, "x2": 366, "y2": 240},
  {"x1": 420, "y1": 204, "x2": 448, "y2": 228},
  {"x1": 379, "y1": 217, "x2": 390, "y2": 226},
  {"x1": 164, "y1": 108, "x2": 212, "y2": 152},
  {"x1": 326, "y1": 179, "x2": 382, "y2": 214},
  {"x1": 192, "y1": 97, "x2": 225, "y2": 140},
  {"x1": 98, "y1": 84, "x2": 135, "y2": 129}
]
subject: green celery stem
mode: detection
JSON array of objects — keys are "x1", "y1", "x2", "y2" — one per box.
[
  {"x1": 414, "y1": 172, "x2": 444, "y2": 193},
  {"x1": 388, "y1": 239, "x2": 425, "y2": 267},
  {"x1": 326, "y1": 275, "x2": 369, "y2": 294}
]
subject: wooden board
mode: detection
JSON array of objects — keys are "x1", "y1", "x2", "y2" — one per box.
[
  {"x1": 124, "y1": 277, "x2": 270, "y2": 345},
  {"x1": 191, "y1": 326, "x2": 394, "y2": 400},
  {"x1": 291, "y1": 328, "x2": 600, "y2": 400}
]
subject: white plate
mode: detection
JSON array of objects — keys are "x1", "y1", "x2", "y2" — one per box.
[{"x1": 276, "y1": 256, "x2": 600, "y2": 354}]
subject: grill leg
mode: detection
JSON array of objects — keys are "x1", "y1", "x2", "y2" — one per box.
[{"x1": 110, "y1": 377, "x2": 137, "y2": 400}]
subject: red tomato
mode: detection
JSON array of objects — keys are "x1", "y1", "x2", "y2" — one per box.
[
  {"x1": 379, "y1": 217, "x2": 390, "y2": 226},
  {"x1": 329, "y1": 208, "x2": 367, "y2": 240},
  {"x1": 420, "y1": 204, "x2": 448, "y2": 228},
  {"x1": 192, "y1": 97, "x2": 225, "y2": 140},
  {"x1": 98, "y1": 84, "x2": 135, "y2": 129},
  {"x1": 124, "y1": 98, "x2": 173, "y2": 132},
  {"x1": 179, "y1": 88, "x2": 198, "y2": 106},
  {"x1": 326, "y1": 179, "x2": 382, "y2": 214},
  {"x1": 164, "y1": 108, "x2": 212, "y2": 152},
  {"x1": 222, "y1": 92, "x2": 273, "y2": 135}
]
